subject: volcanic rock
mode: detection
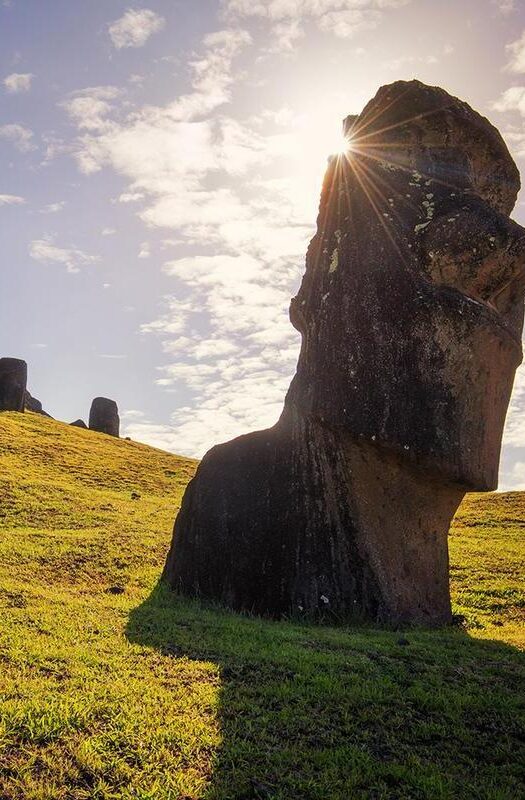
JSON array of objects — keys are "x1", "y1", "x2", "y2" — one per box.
[
  {"x1": 24, "y1": 390, "x2": 52, "y2": 417},
  {"x1": 24, "y1": 391, "x2": 42, "y2": 413},
  {"x1": 89, "y1": 397, "x2": 120, "y2": 437},
  {"x1": 163, "y1": 80, "x2": 525, "y2": 626},
  {"x1": 70, "y1": 419, "x2": 88, "y2": 429},
  {"x1": 0, "y1": 358, "x2": 27, "y2": 412}
]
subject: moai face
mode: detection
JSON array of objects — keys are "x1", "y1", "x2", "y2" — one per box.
[{"x1": 289, "y1": 81, "x2": 525, "y2": 490}]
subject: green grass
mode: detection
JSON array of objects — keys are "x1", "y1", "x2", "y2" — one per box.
[{"x1": 0, "y1": 411, "x2": 524, "y2": 799}]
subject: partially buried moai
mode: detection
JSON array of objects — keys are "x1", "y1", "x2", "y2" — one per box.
[
  {"x1": 0, "y1": 358, "x2": 27, "y2": 412},
  {"x1": 89, "y1": 397, "x2": 120, "y2": 437},
  {"x1": 163, "y1": 80, "x2": 525, "y2": 625}
]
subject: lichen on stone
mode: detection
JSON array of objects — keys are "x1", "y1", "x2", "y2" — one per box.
[{"x1": 329, "y1": 247, "x2": 339, "y2": 273}]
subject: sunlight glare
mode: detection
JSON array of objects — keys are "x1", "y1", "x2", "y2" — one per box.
[{"x1": 325, "y1": 126, "x2": 351, "y2": 156}]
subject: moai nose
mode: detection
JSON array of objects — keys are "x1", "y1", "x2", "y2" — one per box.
[{"x1": 420, "y1": 196, "x2": 525, "y2": 339}]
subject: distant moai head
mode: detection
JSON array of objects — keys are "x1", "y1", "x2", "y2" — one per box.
[
  {"x1": 89, "y1": 397, "x2": 120, "y2": 437},
  {"x1": 0, "y1": 358, "x2": 27, "y2": 412},
  {"x1": 288, "y1": 80, "x2": 525, "y2": 491}
]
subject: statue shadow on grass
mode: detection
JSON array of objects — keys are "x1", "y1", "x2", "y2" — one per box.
[{"x1": 126, "y1": 581, "x2": 525, "y2": 800}]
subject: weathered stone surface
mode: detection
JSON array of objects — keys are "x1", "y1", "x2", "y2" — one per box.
[
  {"x1": 0, "y1": 358, "x2": 27, "y2": 412},
  {"x1": 24, "y1": 391, "x2": 42, "y2": 413},
  {"x1": 70, "y1": 419, "x2": 88, "y2": 429},
  {"x1": 89, "y1": 397, "x2": 120, "y2": 437},
  {"x1": 163, "y1": 80, "x2": 525, "y2": 625},
  {"x1": 24, "y1": 390, "x2": 52, "y2": 417}
]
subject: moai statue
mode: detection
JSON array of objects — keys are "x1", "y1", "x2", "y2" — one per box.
[
  {"x1": 0, "y1": 358, "x2": 27, "y2": 412},
  {"x1": 163, "y1": 80, "x2": 525, "y2": 625},
  {"x1": 89, "y1": 397, "x2": 120, "y2": 437}
]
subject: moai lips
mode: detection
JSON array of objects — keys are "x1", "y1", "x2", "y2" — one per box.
[{"x1": 163, "y1": 81, "x2": 525, "y2": 625}]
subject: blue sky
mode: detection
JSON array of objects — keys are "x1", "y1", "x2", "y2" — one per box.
[{"x1": 2, "y1": 0, "x2": 525, "y2": 489}]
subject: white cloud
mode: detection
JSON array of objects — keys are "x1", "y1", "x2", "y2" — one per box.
[
  {"x1": 383, "y1": 49, "x2": 449, "y2": 71},
  {"x1": 62, "y1": 86, "x2": 121, "y2": 131},
  {"x1": 29, "y1": 236, "x2": 99, "y2": 274},
  {"x1": 225, "y1": 0, "x2": 408, "y2": 19},
  {"x1": 164, "y1": 28, "x2": 252, "y2": 121},
  {"x1": 499, "y1": 460, "x2": 525, "y2": 492},
  {"x1": 121, "y1": 421, "x2": 180, "y2": 451},
  {"x1": 108, "y1": 8, "x2": 165, "y2": 49},
  {"x1": 40, "y1": 134, "x2": 71, "y2": 166},
  {"x1": 123, "y1": 372, "x2": 289, "y2": 456},
  {"x1": 269, "y1": 19, "x2": 304, "y2": 51},
  {"x1": 118, "y1": 191, "x2": 144, "y2": 203},
  {"x1": 4, "y1": 72, "x2": 33, "y2": 93},
  {"x1": 62, "y1": 27, "x2": 352, "y2": 455},
  {"x1": 138, "y1": 241, "x2": 151, "y2": 258},
  {"x1": 499, "y1": 369, "x2": 525, "y2": 489},
  {"x1": 0, "y1": 123, "x2": 35, "y2": 152},
  {"x1": 138, "y1": 249, "x2": 301, "y2": 454},
  {"x1": 318, "y1": 9, "x2": 380, "y2": 38},
  {"x1": 0, "y1": 193, "x2": 25, "y2": 205},
  {"x1": 491, "y1": 88, "x2": 525, "y2": 159},
  {"x1": 504, "y1": 131, "x2": 525, "y2": 158},
  {"x1": 39, "y1": 201, "x2": 66, "y2": 214},
  {"x1": 503, "y1": 368, "x2": 525, "y2": 448},
  {"x1": 121, "y1": 409, "x2": 146, "y2": 420},
  {"x1": 493, "y1": 86, "x2": 525, "y2": 115},
  {"x1": 65, "y1": 50, "x2": 255, "y2": 183},
  {"x1": 64, "y1": 29, "x2": 253, "y2": 197},
  {"x1": 101, "y1": 227, "x2": 116, "y2": 235},
  {"x1": 140, "y1": 297, "x2": 197, "y2": 336},
  {"x1": 225, "y1": 0, "x2": 411, "y2": 49},
  {"x1": 495, "y1": 0, "x2": 515, "y2": 14},
  {"x1": 122, "y1": 350, "x2": 295, "y2": 456},
  {"x1": 63, "y1": 53, "x2": 346, "y2": 456},
  {"x1": 505, "y1": 31, "x2": 525, "y2": 73}
]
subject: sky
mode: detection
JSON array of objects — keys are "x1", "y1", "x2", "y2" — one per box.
[{"x1": 2, "y1": 0, "x2": 525, "y2": 490}]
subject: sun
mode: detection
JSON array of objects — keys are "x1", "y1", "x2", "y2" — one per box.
[
  {"x1": 314, "y1": 116, "x2": 349, "y2": 156},
  {"x1": 274, "y1": 101, "x2": 361, "y2": 221},
  {"x1": 321, "y1": 119, "x2": 352, "y2": 157},
  {"x1": 332, "y1": 132, "x2": 352, "y2": 156}
]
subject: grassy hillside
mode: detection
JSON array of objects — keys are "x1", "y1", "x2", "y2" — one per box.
[{"x1": 0, "y1": 411, "x2": 524, "y2": 800}]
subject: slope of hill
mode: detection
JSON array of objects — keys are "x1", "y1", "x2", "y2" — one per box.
[{"x1": 0, "y1": 412, "x2": 524, "y2": 800}]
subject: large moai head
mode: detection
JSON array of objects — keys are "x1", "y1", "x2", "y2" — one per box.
[
  {"x1": 89, "y1": 397, "x2": 120, "y2": 437},
  {"x1": 288, "y1": 80, "x2": 525, "y2": 491},
  {"x1": 0, "y1": 358, "x2": 28, "y2": 412}
]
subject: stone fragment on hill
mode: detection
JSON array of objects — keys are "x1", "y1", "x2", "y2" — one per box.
[
  {"x1": 24, "y1": 391, "x2": 42, "y2": 413},
  {"x1": 24, "y1": 390, "x2": 52, "y2": 417},
  {"x1": 163, "y1": 80, "x2": 525, "y2": 626},
  {"x1": 0, "y1": 358, "x2": 27, "y2": 411},
  {"x1": 70, "y1": 419, "x2": 88, "y2": 429},
  {"x1": 89, "y1": 397, "x2": 120, "y2": 437}
]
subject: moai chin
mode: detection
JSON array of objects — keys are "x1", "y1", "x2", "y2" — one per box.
[{"x1": 163, "y1": 80, "x2": 525, "y2": 625}]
